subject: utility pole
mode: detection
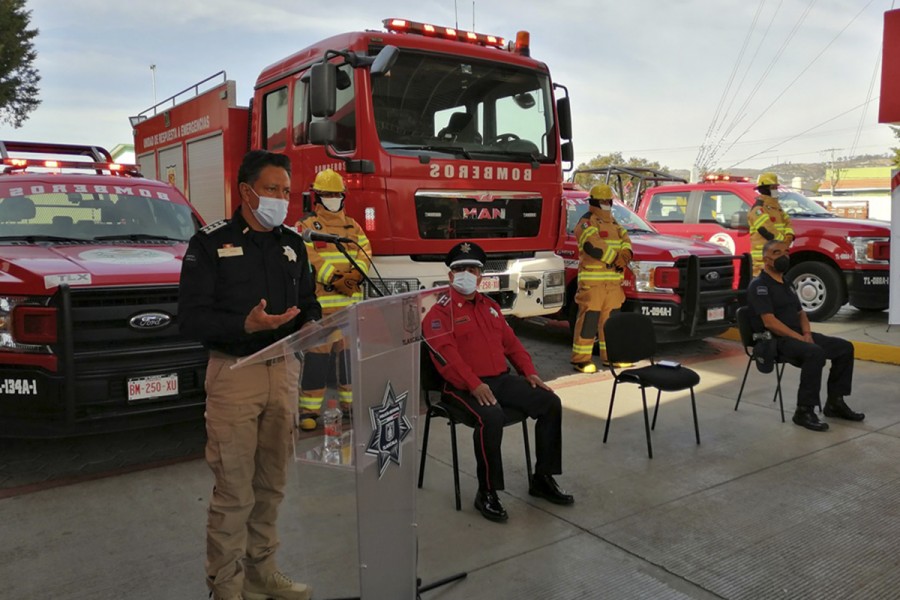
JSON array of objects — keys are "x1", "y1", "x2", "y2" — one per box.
[
  {"x1": 150, "y1": 64, "x2": 157, "y2": 105},
  {"x1": 823, "y1": 147, "x2": 841, "y2": 197}
]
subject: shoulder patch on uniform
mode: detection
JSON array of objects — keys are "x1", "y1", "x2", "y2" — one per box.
[
  {"x1": 313, "y1": 221, "x2": 323, "y2": 230},
  {"x1": 581, "y1": 222, "x2": 588, "y2": 230},
  {"x1": 199, "y1": 219, "x2": 227, "y2": 235},
  {"x1": 756, "y1": 286, "x2": 768, "y2": 295},
  {"x1": 437, "y1": 292, "x2": 450, "y2": 306}
]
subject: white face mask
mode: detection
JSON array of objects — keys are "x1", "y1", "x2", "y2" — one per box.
[
  {"x1": 451, "y1": 270, "x2": 478, "y2": 295},
  {"x1": 248, "y1": 188, "x2": 288, "y2": 229},
  {"x1": 769, "y1": 189, "x2": 780, "y2": 199},
  {"x1": 320, "y1": 196, "x2": 344, "y2": 212}
]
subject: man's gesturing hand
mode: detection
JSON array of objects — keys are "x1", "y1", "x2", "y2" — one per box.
[
  {"x1": 244, "y1": 298, "x2": 301, "y2": 334},
  {"x1": 471, "y1": 383, "x2": 498, "y2": 406}
]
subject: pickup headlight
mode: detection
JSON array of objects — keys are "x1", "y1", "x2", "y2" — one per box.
[
  {"x1": 630, "y1": 261, "x2": 678, "y2": 293},
  {"x1": 847, "y1": 237, "x2": 890, "y2": 264},
  {"x1": 0, "y1": 295, "x2": 56, "y2": 353}
]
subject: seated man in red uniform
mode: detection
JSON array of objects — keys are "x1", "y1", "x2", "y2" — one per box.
[{"x1": 424, "y1": 241, "x2": 574, "y2": 523}]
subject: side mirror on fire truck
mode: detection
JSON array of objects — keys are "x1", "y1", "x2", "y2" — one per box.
[
  {"x1": 310, "y1": 62, "x2": 337, "y2": 118},
  {"x1": 370, "y1": 45, "x2": 399, "y2": 77},
  {"x1": 557, "y1": 96, "x2": 572, "y2": 141}
]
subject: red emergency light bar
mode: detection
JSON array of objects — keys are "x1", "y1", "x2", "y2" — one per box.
[
  {"x1": 1, "y1": 157, "x2": 141, "y2": 176},
  {"x1": 383, "y1": 18, "x2": 507, "y2": 49},
  {"x1": 703, "y1": 174, "x2": 750, "y2": 183}
]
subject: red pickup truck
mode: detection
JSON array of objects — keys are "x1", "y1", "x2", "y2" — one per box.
[
  {"x1": 633, "y1": 175, "x2": 890, "y2": 321},
  {"x1": 556, "y1": 180, "x2": 748, "y2": 342},
  {"x1": 0, "y1": 141, "x2": 207, "y2": 437}
]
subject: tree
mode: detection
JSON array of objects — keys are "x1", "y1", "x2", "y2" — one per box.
[
  {"x1": 571, "y1": 152, "x2": 670, "y2": 207},
  {"x1": 0, "y1": 0, "x2": 40, "y2": 129},
  {"x1": 892, "y1": 126, "x2": 900, "y2": 169}
]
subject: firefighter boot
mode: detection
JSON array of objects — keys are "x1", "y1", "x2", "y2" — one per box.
[
  {"x1": 823, "y1": 395, "x2": 865, "y2": 421},
  {"x1": 243, "y1": 570, "x2": 312, "y2": 600},
  {"x1": 573, "y1": 362, "x2": 597, "y2": 374},
  {"x1": 298, "y1": 412, "x2": 319, "y2": 431}
]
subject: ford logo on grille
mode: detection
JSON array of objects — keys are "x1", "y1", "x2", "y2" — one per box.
[
  {"x1": 129, "y1": 312, "x2": 172, "y2": 330},
  {"x1": 704, "y1": 271, "x2": 720, "y2": 282}
]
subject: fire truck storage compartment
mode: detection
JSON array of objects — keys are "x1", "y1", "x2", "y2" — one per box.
[{"x1": 187, "y1": 134, "x2": 226, "y2": 222}]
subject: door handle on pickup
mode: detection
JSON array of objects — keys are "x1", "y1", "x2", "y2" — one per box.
[{"x1": 690, "y1": 234, "x2": 704, "y2": 240}]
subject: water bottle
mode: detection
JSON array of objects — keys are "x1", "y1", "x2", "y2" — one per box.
[{"x1": 322, "y1": 399, "x2": 343, "y2": 459}]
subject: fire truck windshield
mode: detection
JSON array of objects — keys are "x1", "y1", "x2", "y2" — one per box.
[
  {"x1": 371, "y1": 50, "x2": 555, "y2": 162},
  {"x1": 0, "y1": 190, "x2": 199, "y2": 242}
]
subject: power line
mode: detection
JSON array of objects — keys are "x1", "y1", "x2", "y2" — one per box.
[
  {"x1": 715, "y1": 0, "x2": 875, "y2": 167},
  {"x1": 725, "y1": 98, "x2": 879, "y2": 168}
]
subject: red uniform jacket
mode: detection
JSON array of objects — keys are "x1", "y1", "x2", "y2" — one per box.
[{"x1": 424, "y1": 289, "x2": 537, "y2": 392}]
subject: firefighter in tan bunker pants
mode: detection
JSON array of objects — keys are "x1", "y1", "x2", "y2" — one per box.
[
  {"x1": 571, "y1": 184, "x2": 632, "y2": 373},
  {"x1": 295, "y1": 169, "x2": 371, "y2": 430}
]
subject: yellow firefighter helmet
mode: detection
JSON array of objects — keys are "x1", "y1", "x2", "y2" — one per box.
[
  {"x1": 312, "y1": 168, "x2": 345, "y2": 193},
  {"x1": 757, "y1": 172, "x2": 779, "y2": 187},
  {"x1": 589, "y1": 183, "x2": 613, "y2": 200}
]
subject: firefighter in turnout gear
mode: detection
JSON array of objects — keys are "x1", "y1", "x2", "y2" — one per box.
[
  {"x1": 749, "y1": 172, "x2": 794, "y2": 276},
  {"x1": 571, "y1": 184, "x2": 633, "y2": 372},
  {"x1": 295, "y1": 169, "x2": 371, "y2": 430}
]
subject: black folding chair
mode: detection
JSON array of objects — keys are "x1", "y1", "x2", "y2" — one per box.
[
  {"x1": 733, "y1": 306, "x2": 804, "y2": 422},
  {"x1": 602, "y1": 312, "x2": 701, "y2": 459},
  {"x1": 418, "y1": 345, "x2": 532, "y2": 510}
]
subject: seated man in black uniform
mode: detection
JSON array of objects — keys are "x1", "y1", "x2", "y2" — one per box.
[
  {"x1": 746, "y1": 240, "x2": 865, "y2": 431},
  {"x1": 424, "y1": 241, "x2": 574, "y2": 523}
]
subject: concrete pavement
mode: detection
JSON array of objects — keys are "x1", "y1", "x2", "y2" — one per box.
[{"x1": 2, "y1": 309, "x2": 899, "y2": 599}]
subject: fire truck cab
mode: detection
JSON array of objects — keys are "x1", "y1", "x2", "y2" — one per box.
[{"x1": 132, "y1": 18, "x2": 570, "y2": 318}]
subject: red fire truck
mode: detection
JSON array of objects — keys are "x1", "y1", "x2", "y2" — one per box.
[
  {"x1": 0, "y1": 141, "x2": 207, "y2": 437},
  {"x1": 556, "y1": 167, "x2": 748, "y2": 342},
  {"x1": 633, "y1": 175, "x2": 891, "y2": 321},
  {"x1": 131, "y1": 18, "x2": 570, "y2": 316}
]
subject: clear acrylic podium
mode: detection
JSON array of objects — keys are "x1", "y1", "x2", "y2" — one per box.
[{"x1": 232, "y1": 288, "x2": 452, "y2": 599}]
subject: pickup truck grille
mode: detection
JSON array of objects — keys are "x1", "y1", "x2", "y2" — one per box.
[
  {"x1": 60, "y1": 286, "x2": 187, "y2": 355},
  {"x1": 674, "y1": 255, "x2": 736, "y2": 293}
]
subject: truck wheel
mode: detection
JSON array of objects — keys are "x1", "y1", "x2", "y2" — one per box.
[{"x1": 787, "y1": 261, "x2": 843, "y2": 322}]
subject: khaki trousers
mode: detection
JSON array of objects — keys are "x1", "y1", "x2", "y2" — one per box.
[
  {"x1": 204, "y1": 352, "x2": 300, "y2": 598},
  {"x1": 571, "y1": 281, "x2": 625, "y2": 364}
]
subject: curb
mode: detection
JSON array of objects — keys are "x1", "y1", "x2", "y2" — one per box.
[{"x1": 718, "y1": 328, "x2": 900, "y2": 366}]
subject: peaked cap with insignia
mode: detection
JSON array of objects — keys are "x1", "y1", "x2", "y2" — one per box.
[{"x1": 445, "y1": 241, "x2": 487, "y2": 268}]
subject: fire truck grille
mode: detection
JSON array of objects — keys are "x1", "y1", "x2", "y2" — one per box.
[
  {"x1": 483, "y1": 259, "x2": 509, "y2": 273},
  {"x1": 415, "y1": 193, "x2": 542, "y2": 240}
]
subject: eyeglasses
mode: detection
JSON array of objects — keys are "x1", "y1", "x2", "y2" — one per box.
[{"x1": 450, "y1": 265, "x2": 482, "y2": 274}]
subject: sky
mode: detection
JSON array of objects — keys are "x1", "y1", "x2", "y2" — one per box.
[{"x1": 4, "y1": 0, "x2": 898, "y2": 174}]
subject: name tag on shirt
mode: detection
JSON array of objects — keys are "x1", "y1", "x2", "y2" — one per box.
[{"x1": 217, "y1": 246, "x2": 244, "y2": 258}]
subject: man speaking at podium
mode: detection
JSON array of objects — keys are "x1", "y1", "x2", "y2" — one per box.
[
  {"x1": 425, "y1": 241, "x2": 575, "y2": 523},
  {"x1": 179, "y1": 150, "x2": 321, "y2": 600}
]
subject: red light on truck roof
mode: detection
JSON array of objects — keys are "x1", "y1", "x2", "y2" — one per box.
[
  {"x1": 703, "y1": 174, "x2": 750, "y2": 183},
  {"x1": 1, "y1": 157, "x2": 140, "y2": 176},
  {"x1": 383, "y1": 18, "x2": 506, "y2": 48},
  {"x1": 514, "y1": 31, "x2": 531, "y2": 56}
]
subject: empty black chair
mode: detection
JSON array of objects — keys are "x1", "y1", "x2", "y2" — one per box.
[
  {"x1": 417, "y1": 344, "x2": 532, "y2": 510},
  {"x1": 733, "y1": 305, "x2": 804, "y2": 422},
  {"x1": 602, "y1": 312, "x2": 700, "y2": 459}
]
